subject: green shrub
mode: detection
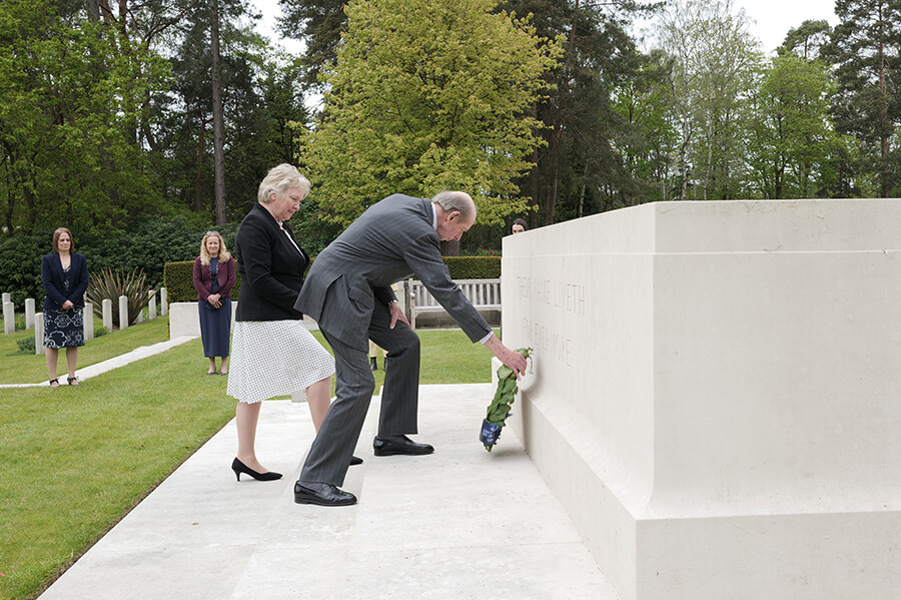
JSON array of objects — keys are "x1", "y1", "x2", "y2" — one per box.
[
  {"x1": 86, "y1": 268, "x2": 154, "y2": 327},
  {"x1": 0, "y1": 216, "x2": 234, "y2": 306},
  {"x1": 0, "y1": 232, "x2": 47, "y2": 305},
  {"x1": 16, "y1": 336, "x2": 35, "y2": 353},
  {"x1": 163, "y1": 261, "x2": 243, "y2": 303},
  {"x1": 444, "y1": 256, "x2": 501, "y2": 279}
]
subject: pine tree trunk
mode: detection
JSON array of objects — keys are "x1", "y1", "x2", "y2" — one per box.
[{"x1": 210, "y1": 0, "x2": 227, "y2": 225}]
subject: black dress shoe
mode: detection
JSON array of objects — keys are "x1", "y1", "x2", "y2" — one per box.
[
  {"x1": 294, "y1": 481, "x2": 357, "y2": 506},
  {"x1": 369, "y1": 356, "x2": 378, "y2": 371},
  {"x1": 373, "y1": 435, "x2": 434, "y2": 456},
  {"x1": 231, "y1": 458, "x2": 282, "y2": 482},
  {"x1": 350, "y1": 455, "x2": 364, "y2": 466}
]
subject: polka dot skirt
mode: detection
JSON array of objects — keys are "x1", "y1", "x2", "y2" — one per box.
[{"x1": 226, "y1": 320, "x2": 335, "y2": 404}]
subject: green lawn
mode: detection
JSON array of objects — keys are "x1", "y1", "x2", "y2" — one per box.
[
  {"x1": 0, "y1": 317, "x2": 170, "y2": 385},
  {"x1": 0, "y1": 321, "x2": 494, "y2": 600}
]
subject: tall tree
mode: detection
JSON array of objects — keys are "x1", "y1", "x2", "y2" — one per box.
[
  {"x1": 823, "y1": 0, "x2": 901, "y2": 198},
  {"x1": 747, "y1": 54, "x2": 847, "y2": 198},
  {"x1": 299, "y1": 0, "x2": 561, "y2": 235},
  {"x1": 612, "y1": 49, "x2": 678, "y2": 203},
  {"x1": 210, "y1": 0, "x2": 226, "y2": 226},
  {"x1": 154, "y1": 1, "x2": 309, "y2": 222},
  {"x1": 0, "y1": 0, "x2": 168, "y2": 232},
  {"x1": 502, "y1": 0, "x2": 661, "y2": 224},
  {"x1": 778, "y1": 19, "x2": 832, "y2": 60},
  {"x1": 657, "y1": 0, "x2": 761, "y2": 200},
  {"x1": 277, "y1": 0, "x2": 346, "y2": 89}
]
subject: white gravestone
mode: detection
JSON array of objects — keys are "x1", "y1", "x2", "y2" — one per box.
[
  {"x1": 118, "y1": 296, "x2": 128, "y2": 330},
  {"x1": 149, "y1": 292, "x2": 157, "y2": 320},
  {"x1": 160, "y1": 287, "x2": 168, "y2": 316},
  {"x1": 2, "y1": 301, "x2": 13, "y2": 334},
  {"x1": 501, "y1": 199, "x2": 900, "y2": 600},
  {"x1": 34, "y1": 312, "x2": 44, "y2": 355},
  {"x1": 83, "y1": 303, "x2": 94, "y2": 341},
  {"x1": 102, "y1": 299, "x2": 113, "y2": 331},
  {"x1": 25, "y1": 298, "x2": 35, "y2": 329}
]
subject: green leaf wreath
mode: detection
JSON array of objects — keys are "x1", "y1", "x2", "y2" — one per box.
[{"x1": 481, "y1": 347, "x2": 532, "y2": 451}]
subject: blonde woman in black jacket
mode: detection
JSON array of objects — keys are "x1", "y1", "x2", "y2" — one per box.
[{"x1": 225, "y1": 164, "x2": 346, "y2": 482}]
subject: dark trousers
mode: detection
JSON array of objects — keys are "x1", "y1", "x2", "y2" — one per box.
[{"x1": 299, "y1": 302, "x2": 420, "y2": 486}]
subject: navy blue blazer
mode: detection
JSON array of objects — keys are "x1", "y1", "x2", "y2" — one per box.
[{"x1": 41, "y1": 252, "x2": 89, "y2": 311}]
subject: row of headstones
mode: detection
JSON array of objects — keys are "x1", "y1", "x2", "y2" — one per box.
[{"x1": 1, "y1": 290, "x2": 168, "y2": 355}]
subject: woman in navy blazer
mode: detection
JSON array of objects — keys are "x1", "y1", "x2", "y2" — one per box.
[
  {"x1": 41, "y1": 227, "x2": 89, "y2": 388},
  {"x1": 193, "y1": 231, "x2": 236, "y2": 375}
]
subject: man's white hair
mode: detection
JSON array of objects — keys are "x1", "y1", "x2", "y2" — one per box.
[{"x1": 432, "y1": 191, "x2": 476, "y2": 221}]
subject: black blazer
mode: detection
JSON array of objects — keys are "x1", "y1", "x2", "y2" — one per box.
[
  {"x1": 41, "y1": 252, "x2": 89, "y2": 311},
  {"x1": 234, "y1": 202, "x2": 310, "y2": 321}
]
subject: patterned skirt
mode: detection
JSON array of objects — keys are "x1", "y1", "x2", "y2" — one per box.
[
  {"x1": 43, "y1": 307, "x2": 85, "y2": 349},
  {"x1": 226, "y1": 320, "x2": 335, "y2": 404}
]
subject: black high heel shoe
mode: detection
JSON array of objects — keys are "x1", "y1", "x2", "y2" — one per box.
[{"x1": 231, "y1": 458, "x2": 282, "y2": 482}]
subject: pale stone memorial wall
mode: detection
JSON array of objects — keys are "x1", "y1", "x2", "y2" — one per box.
[{"x1": 501, "y1": 199, "x2": 899, "y2": 600}]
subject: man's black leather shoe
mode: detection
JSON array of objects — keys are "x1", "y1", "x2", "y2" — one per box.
[
  {"x1": 373, "y1": 435, "x2": 434, "y2": 456},
  {"x1": 294, "y1": 481, "x2": 357, "y2": 506}
]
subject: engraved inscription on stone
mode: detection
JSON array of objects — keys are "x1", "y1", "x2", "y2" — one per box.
[{"x1": 516, "y1": 276, "x2": 585, "y2": 315}]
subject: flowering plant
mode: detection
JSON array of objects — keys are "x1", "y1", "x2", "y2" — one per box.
[{"x1": 480, "y1": 348, "x2": 532, "y2": 451}]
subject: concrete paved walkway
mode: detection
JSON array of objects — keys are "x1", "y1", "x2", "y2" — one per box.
[
  {"x1": 37, "y1": 384, "x2": 617, "y2": 600},
  {"x1": 0, "y1": 336, "x2": 196, "y2": 388}
]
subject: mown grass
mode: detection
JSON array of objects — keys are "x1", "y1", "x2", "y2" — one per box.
[
  {"x1": 0, "y1": 322, "x2": 494, "y2": 600},
  {"x1": 0, "y1": 317, "x2": 170, "y2": 385}
]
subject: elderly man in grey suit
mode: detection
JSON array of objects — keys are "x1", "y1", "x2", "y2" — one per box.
[{"x1": 293, "y1": 191, "x2": 527, "y2": 506}]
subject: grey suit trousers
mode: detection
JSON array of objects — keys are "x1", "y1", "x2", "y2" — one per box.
[{"x1": 300, "y1": 301, "x2": 421, "y2": 486}]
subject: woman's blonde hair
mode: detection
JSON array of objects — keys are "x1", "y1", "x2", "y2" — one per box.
[
  {"x1": 258, "y1": 163, "x2": 311, "y2": 204},
  {"x1": 199, "y1": 231, "x2": 230, "y2": 266}
]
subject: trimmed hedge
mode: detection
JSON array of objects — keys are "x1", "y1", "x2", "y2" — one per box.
[
  {"x1": 443, "y1": 256, "x2": 501, "y2": 279},
  {"x1": 162, "y1": 256, "x2": 500, "y2": 302},
  {"x1": 163, "y1": 261, "x2": 243, "y2": 304},
  {"x1": 0, "y1": 216, "x2": 222, "y2": 306}
]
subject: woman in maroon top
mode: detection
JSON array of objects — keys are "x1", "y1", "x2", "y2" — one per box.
[{"x1": 193, "y1": 231, "x2": 236, "y2": 375}]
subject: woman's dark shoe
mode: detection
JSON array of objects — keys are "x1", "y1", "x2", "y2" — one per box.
[
  {"x1": 231, "y1": 457, "x2": 282, "y2": 482},
  {"x1": 67, "y1": 376, "x2": 79, "y2": 386},
  {"x1": 207, "y1": 371, "x2": 217, "y2": 375},
  {"x1": 369, "y1": 356, "x2": 378, "y2": 371},
  {"x1": 49, "y1": 378, "x2": 60, "y2": 389},
  {"x1": 350, "y1": 455, "x2": 363, "y2": 466}
]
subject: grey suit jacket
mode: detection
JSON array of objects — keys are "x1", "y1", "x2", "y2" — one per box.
[{"x1": 295, "y1": 194, "x2": 491, "y2": 350}]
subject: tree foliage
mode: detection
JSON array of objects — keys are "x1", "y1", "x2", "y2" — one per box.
[
  {"x1": 299, "y1": 0, "x2": 561, "y2": 227},
  {"x1": 0, "y1": 0, "x2": 169, "y2": 233},
  {"x1": 822, "y1": 0, "x2": 901, "y2": 197},
  {"x1": 658, "y1": 0, "x2": 762, "y2": 201},
  {"x1": 747, "y1": 54, "x2": 850, "y2": 198}
]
